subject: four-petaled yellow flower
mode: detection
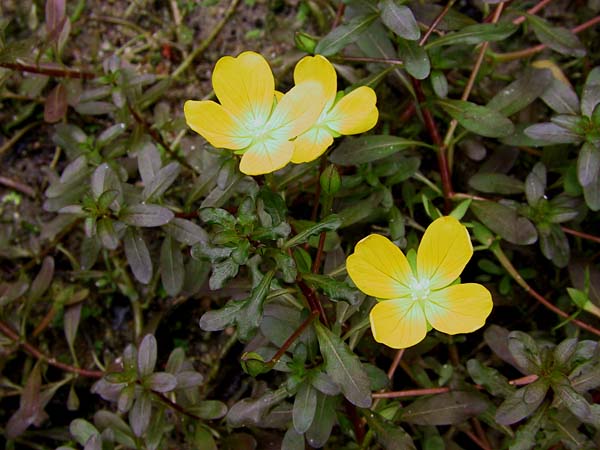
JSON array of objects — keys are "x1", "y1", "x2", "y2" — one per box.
[
  {"x1": 184, "y1": 51, "x2": 327, "y2": 175},
  {"x1": 291, "y1": 55, "x2": 378, "y2": 163},
  {"x1": 346, "y1": 216, "x2": 493, "y2": 349}
]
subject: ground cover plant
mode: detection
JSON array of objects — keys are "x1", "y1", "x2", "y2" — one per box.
[{"x1": 1, "y1": 0, "x2": 600, "y2": 448}]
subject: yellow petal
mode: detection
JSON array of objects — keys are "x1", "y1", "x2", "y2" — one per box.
[
  {"x1": 294, "y1": 55, "x2": 337, "y2": 107},
  {"x1": 269, "y1": 81, "x2": 326, "y2": 138},
  {"x1": 212, "y1": 51, "x2": 275, "y2": 127},
  {"x1": 346, "y1": 234, "x2": 413, "y2": 299},
  {"x1": 370, "y1": 299, "x2": 427, "y2": 349},
  {"x1": 239, "y1": 139, "x2": 294, "y2": 175},
  {"x1": 184, "y1": 100, "x2": 251, "y2": 150},
  {"x1": 274, "y1": 91, "x2": 284, "y2": 102},
  {"x1": 416, "y1": 216, "x2": 473, "y2": 289},
  {"x1": 291, "y1": 127, "x2": 334, "y2": 163},
  {"x1": 424, "y1": 283, "x2": 493, "y2": 335},
  {"x1": 325, "y1": 86, "x2": 378, "y2": 135}
]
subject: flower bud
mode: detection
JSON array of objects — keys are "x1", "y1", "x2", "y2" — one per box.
[
  {"x1": 294, "y1": 32, "x2": 317, "y2": 54},
  {"x1": 320, "y1": 164, "x2": 341, "y2": 196},
  {"x1": 240, "y1": 352, "x2": 271, "y2": 377}
]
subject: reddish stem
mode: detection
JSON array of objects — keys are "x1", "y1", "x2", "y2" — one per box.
[
  {"x1": 412, "y1": 79, "x2": 453, "y2": 212},
  {"x1": 419, "y1": 0, "x2": 455, "y2": 47},
  {"x1": 0, "y1": 62, "x2": 95, "y2": 79},
  {"x1": 297, "y1": 279, "x2": 330, "y2": 328},
  {"x1": 0, "y1": 319, "x2": 103, "y2": 378},
  {"x1": 267, "y1": 311, "x2": 318, "y2": 364},
  {"x1": 563, "y1": 226, "x2": 600, "y2": 245}
]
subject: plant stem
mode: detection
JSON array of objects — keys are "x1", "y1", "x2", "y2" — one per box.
[
  {"x1": 491, "y1": 243, "x2": 600, "y2": 337},
  {"x1": 0, "y1": 319, "x2": 103, "y2": 378},
  {"x1": 493, "y1": 15, "x2": 600, "y2": 62},
  {"x1": 372, "y1": 374, "x2": 539, "y2": 399},
  {"x1": 512, "y1": 0, "x2": 553, "y2": 26},
  {"x1": 419, "y1": 0, "x2": 456, "y2": 47},
  {"x1": 267, "y1": 311, "x2": 319, "y2": 365},
  {"x1": 171, "y1": 0, "x2": 240, "y2": 80},
  {"x1": 297, "y1": 278, "x2": 330, "y2": 328},
  {"x1": 0, "y1": 62, "x2": 95, "y2": 79}
]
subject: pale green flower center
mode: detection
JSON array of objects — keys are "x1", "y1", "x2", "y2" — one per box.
[{"x1": 408, "y1": 277, "x2": 431, "y2": 302}]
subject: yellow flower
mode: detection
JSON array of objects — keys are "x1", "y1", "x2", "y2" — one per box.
[
  {"x1": 346, "y1": 216, "x2": 493, "y2": 349},
  {"x1": 291, "y1": 55, "x2": 379, "y2": 163},
  {"x1": 184, "y1": 51, "x2": 326, "y2": 175}
]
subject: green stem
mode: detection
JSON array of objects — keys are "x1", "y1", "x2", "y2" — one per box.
[
  {"x1": 491, "y1": 243, "x2": 600, "y2": 337},
  {"x1": 171, "y1": 0, "x2": 241, "y2": 80}
]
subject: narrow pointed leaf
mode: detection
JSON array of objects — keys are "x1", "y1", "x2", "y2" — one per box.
[
  {"x1": 315, "y1": 322, "x2": 372, "y2": 408},
  {"x1": 315, "y1": 13, "x2": 379, "y2": 56},
  {"x1": 438, "y1": 99, "x2": 514, "y2": 137},
  {"x1": 124, "y1": 228, "x2": 153, "y2": 284}
]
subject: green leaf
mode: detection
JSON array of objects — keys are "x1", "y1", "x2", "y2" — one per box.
[
  {"x1": 508, "y1": 331, "x2": 542, "y2": 374},
  {"x1": 541, "y1": 78, "x2": 580, "y2": 115},
  {"x1": 538, "y1": 223, "x2": 570, "y2": 268},
  {"x1": 124, "y1": 228, "x2": 153, "y2": 284},
  {"x1": 314, "y1": 322, "x2": 372, "y2": 408},
  {"x1": 553, "y1": 375, "x2": 597, "y2": 425},
  {"x1": 470, "y1": 201, "x2": 537, "y2": 245},
  {"x1": 379, "y1": 1, "x2": 420, "y2": 40},
  {"x1": 495, "y1": 379, "x2": 549, "y2": 425},
  {"x1": 554, "y1": 338, "x2": 578, "y2": 368},
  {"x1": 137, "y1": 141, "x2": 161, "y2": 185},
  {"x1": 583, "y1": 176, "x2": 600, "y2": 210},
  {"x1": 302, "y1": 273, "x2": 358, "y2": 304},
  {"x1": 569, "y1": 359, "x2": 600, "y2": 393},
  {"x1": 97, "y1": 217, "x2": 119, "y2": 250},
  {"x1": 581, "y1": 67, "x2": 600, "y2": 117},
  {"x1": 145, "y1": 372, "x2": 177, "y2": 393},
  {"x1": 315, "y1": 13, "x2": 378, "y2": 56},
  {"x1": 208, "y1": 258, "x2": 239, "y2": 290},
  {"x1": 577, "y1": 142, "x2": 600, "y2": 187},
  {"x1": 137, "y1": 334, "x2": 157, "y2": 377},
  {"x1": 129, "y1": 391, "x2": 152, "y2": 437},
  {"x1": 527, "y1": 15, "x2": 585, "y2": 57},
  {"x1": 469, "y1": 173, "x2": 524, "y2": 195},
  {"x1": 199, "y1": 300, "x2": 245, "y2": 332},
  {"x1": 281, "y1": 428, "x2": 304, "y2": 450},
  {"x1": 160, "y1": 235, "x2": 184, "y2": 296},
  {"x1": 329, "y1": 135, "x2": 425, "y2": 165},
  {"x1": 97, "y1": 123, "x2": 126, "y2": 148},
  {"x1": 188, "y1": 400, "x2": 228, "y2": 420},
  {"x1": 69, "y1": 419, "x2": 99, "y2": 447},
  {"x1": 509, "y1": 403, "x2": 547, "y2": 450},
  {"x1": 93, "y1": 410, "x2": 136, "y2": 448},
  {"x1": 525, "y1": 162, "x2": 546, "y2": 206},
  {"x1": 525, "y1": 122, "x2": 583, "y2": 145},
  {"x1": 164, "y1": 218, "x2": 208, "y2": 246},
  {"x1": 402, "y1": 391, "x2": 488, "y2": 425},
  {"x1": 438, "y1": 99, "x2": 514, "y2": 138},
  {"x1": 293, "y1": 381, "x2": 317, "y2": 433},
  {"x1": 305, "y1": 392, "x2": 337, "y2": 448},
  {"x1": 487, "y1": 68, "x2": 553, "y2": 116},
  {"x1": 467, "y1": 359, "x2": 514, "y2": 397},
  {"x1": 425, "y1": 22, "x2": 518, "y2": 49},
  {"x1": 142, "y1": 162, "x2": 180, "y2": 201},
  {"x1": 283, "y1": 215, "x2": 342, "y2": 249},
  {"x1": 236, "y1": 270, "x2": 275, "y2": 341},
  {"x1": 364, "y1": 410, "x2": 416, "y2": 449},
  {"x1": 28, "y1": 256, "x2": 54, "y2": 302},
  {"x1": 338, "y1": 191, "x2": 384, "y2": 227},
  {"x1": 430, "y1": 70, "x2": 448, "y2": 98},
  {"x1": 121, "y1": 204, "x2": 174, "y2": 227},
  {"x1": 397, "y1": 38, "x2": 430, "y2": 80},
  {"x1": 226, "y1": 387, "x2": 288, "y2": 427}
]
